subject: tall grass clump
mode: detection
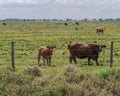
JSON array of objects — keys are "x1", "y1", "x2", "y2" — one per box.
[
  {"x1": 98, "y1": 68, "x2": 120, "y2": 81},
  {"x1": 63, "y1": 64, "x2": 79, "y2": 73},
  {"x1": 95, "y1": 68, "x2": 120, "y2": 96},
  {"x1": 62, "y1": 65, "x2": 85, "y2": 84},
  {"x1": 23, "y1": 65, "x2": 42, "y2": 76}
]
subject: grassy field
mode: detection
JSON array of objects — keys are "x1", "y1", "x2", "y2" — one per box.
[
  {"x1": 0, "y1": 21, "x2": 120, "y2": 66},
  {"x1": 0, "y1": 21, "x2": 120, "y2": 96}
]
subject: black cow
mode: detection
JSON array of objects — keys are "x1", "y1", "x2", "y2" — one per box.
[
  {"x1": 64, "y1": 22, "x2": 68, "y2": 25},
  {"x1": 2, "y1": 23, "x2": 7, "y2": 25}
]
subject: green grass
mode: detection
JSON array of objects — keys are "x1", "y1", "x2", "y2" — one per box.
[
  {"x1": 0, "y1": 21, "x2": 120, "y2": 95},
  {"x1": 0, "y1": 65, "x2": 120, "y2": 96},
  {"x1": 0, "y1": 21, "x2": 120, "y2": 66}
]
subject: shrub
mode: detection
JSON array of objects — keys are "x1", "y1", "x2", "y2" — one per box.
[
  {"x1": 63, "y1": 65, "x2": 79, "y2": 73},
  {"x1": 23, "y1": 65, "x2": 42, "y2": 76}
]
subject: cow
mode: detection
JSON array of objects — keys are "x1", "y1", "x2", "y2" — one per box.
[
  {"x1": 75, "y1": 22, "x2": 79, "y2": 25},
  {"x1": 64, "y1": 22, "x2": 68, "y2": 25},
  {"x1": 73, "y1": 21, "x2": 79, "y2": 25},
  {"x1": 38, "y1": 45, "x2": 56, "y2": 66},
  {"x1": 96, "y1": 27, "x2": 105, "y2": 33},
  {"x1": 55, "y1": 22, "x2": 63, "y2": 25},
  {"x1": 68, "y1": 42, "x2": 106, "y2": 65},
  {"x1": 2, "y1": 22, "x2": 7, "y2": 25}
]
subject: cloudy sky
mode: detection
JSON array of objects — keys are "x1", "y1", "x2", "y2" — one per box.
[{"x1": 0, "y1": 0, "x2": 120, "y2": 19}]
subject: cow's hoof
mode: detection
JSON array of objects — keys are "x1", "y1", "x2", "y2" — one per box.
[{"x1": 88, "y1": 64, "x2": 92, "y2": 66}]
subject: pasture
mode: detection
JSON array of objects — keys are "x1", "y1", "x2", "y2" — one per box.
[
  {"x1": 0, "y1": 21, "x2": 120, "y2": 67},
  {"x1": 0, "y1": 21, "x2": 120, "y2": 95}
]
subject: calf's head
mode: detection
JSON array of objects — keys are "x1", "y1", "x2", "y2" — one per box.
[{"x1": 47, "y1": 45, "x2": 56, "y2": 52}]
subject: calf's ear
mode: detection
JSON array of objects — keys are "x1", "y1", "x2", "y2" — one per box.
[
  {"x1": 47, "y1": 46, "x2": 50, "y2": 48},
  {"x1": 53, "y1": 46, "x2": 56, "y2": 48}
]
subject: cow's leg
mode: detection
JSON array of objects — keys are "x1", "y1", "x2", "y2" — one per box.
[
  {"x1": 88, "y1": 58, "x2": 90, "y2": 65},
  {"x1": 69, "y1": 56, "x2": 77, "y2": 64},
  {"x1": 73, "y1": 57, "x2": 77, "y2": 64},
  {"x1": 96, "y1": 58, "x2": 99, "y2": 66},
  {"x1": 69, "y1": 56, "x2": 73, "y2": 64}
]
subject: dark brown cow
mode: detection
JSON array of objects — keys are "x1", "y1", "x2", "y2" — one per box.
[
  {"x1": 38, "y1": 45, "x2": 55, "y2": 66},
  {"x1": 96, "y1": 27, "x2": 105, "y2": 33},
  {"x1": 2, "y1": 23, "x2": 7, "y2": 25},
  {"x1": 68, "y1": 42, "x2": 106, "y2": 65}
]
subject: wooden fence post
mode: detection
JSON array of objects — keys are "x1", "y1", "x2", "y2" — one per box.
[
  {"x1": 110, "y1": 41, "x2": 113, "y2": 68},
  {"x1": 11, "y1": 42, "x2": 15, "y2": 71}
]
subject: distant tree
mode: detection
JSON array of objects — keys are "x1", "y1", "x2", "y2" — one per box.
[
  {"x1": 92, "y1": 18, "x2": 97, "y2": 21},
  {"x1": 83, "y1": 18, "x2": 88, "y2": 21},
  {"x1": 66, "y1": 18, "x2": 72, "y2": 22},
  {"x1": 115, "y1": 18, "x2": 120, "y2": 21}
]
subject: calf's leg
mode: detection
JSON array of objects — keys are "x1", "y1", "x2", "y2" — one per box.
[
  {"x1": 46, "y1": 57, "x2": 51, "y2": 66},
  {"x1": 49, "y1": 58, "x2": 51, "y2": 66},
  {"x1": 38, "y1": 54, "x2": 41, "y2": 66},
  {"x1": 43, "y1": 58, "x2": 46, "y2": 65}
]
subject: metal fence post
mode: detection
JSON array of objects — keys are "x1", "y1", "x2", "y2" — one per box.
[
  {"x1": 11, "y1": 42, "x2": 15, "y2": 71},
  {"x1": 110, "y1": 41, "x2": 113, "y2": 68}
]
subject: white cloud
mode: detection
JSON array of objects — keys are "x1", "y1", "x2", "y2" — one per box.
[
  {"x1": 54, "y1": 0, "x2": 120, "y2": 8},
  {"x1": 0, "y1": 0, "x2": 51, "y2": 4},
  {"x1": 0, "y1": 0, "x2": 120, "y2": 7},
  {"x1": 0, "y1": 0, "x2": 120, "y2": 19},
  {"x1": 0, "y1": 0, "x2": 10, "y2": 4}
]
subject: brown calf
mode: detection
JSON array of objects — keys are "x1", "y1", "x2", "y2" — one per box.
[{"x1": 38, "y1": 45, "x2": 55, "y2": 66}]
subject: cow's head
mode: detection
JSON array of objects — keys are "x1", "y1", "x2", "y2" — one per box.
[
  {"x1": 46, "y1": 45, "x2": 56, "y2": 55},
  {"x1": 97, "y1": 45, "x2": 106, "y2": 52}
]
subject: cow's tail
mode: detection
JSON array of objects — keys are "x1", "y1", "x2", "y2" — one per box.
[
  {"x1": 68, "y1": 44, "x2": 70, "y2": 49},
  {"x1": 38, "y1": 48, "x2": 42, "y2": 65},
  {"x1": 68, "y1": 41, "x2": 72, "y2": 49}
]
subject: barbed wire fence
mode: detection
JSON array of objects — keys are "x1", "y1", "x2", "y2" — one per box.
[{"x1": 0, "y1": 41, "x2": 120, "y2": 71}]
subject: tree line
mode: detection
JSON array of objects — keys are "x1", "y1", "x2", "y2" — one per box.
[{"x1": 1, "y1": 18, "x2": 120, "y2": 22}]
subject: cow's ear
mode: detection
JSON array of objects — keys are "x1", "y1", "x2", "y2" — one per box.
[{"x1": 102, "y1": 45, "x2": 106, "y2": 48}]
